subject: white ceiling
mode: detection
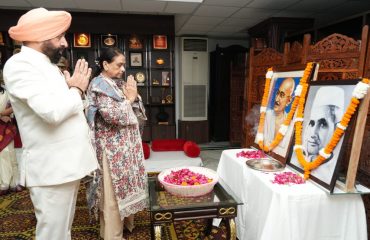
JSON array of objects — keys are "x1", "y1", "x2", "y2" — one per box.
[{"x1": 0, "y1": 0, "x2": 370, "y2": 39}]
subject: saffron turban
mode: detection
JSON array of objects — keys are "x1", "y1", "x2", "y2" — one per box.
[{"x1": 8, "y1": 8, "x2": 71, "y2": 42}]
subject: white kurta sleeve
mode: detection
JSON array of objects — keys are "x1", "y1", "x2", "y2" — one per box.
[{"x1": 4, "y1": 59, "x2": 83, "y2": 125}]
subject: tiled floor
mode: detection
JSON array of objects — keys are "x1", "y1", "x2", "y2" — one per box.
[
  {"x1": 15, "y1": 144, "x2": 236, "y2": 172},
  {"x1": 199, "y1": 141, "x2": 241, "y2": 171},
  {"x1": 200, "y1": 149, "x2": 223, "y2": 171}
]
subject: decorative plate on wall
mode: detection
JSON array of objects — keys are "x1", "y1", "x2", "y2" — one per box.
[
  {"x1": 101, "y1": 34, "x2": 117, "y2": 47},
  {"x1": 135, "y1": 72, "x2": 145, "y2": 83}
]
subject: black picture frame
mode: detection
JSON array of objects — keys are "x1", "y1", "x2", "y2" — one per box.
[
  {"x1": 128, "y1": 34, "x2": 144, "y2": 50},
  {"x1": 101, "y1": 34, "x2": 117, "y2": 47},
  {"x1": 73, "y1": 33, "x2": 91, "y2": 48},
  {"x1": 153, "y1": 35, "x2": 167, "y2": 49},
  {"x1": 287, "y1": 79, "x2": 359, "y2": 193}
]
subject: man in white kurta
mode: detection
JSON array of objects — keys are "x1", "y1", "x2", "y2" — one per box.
[{"x1": 3, "y1": 8, "x2": 98, "y2": 240}]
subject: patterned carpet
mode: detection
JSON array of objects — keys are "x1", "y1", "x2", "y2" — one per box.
[{"x1": 0, "y1": 185, "x2": 228, "y2": 240}]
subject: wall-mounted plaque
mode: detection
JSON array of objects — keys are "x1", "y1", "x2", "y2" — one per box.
[
  {"x1": 101, "y1": 34, "x2": 117, "y2": 47},
  {"x1": 130, "y1": 52, "x2": 143, "y2": 67},
  {"x1": 129, "y1": 35, "x2": 143, "y2": 49},
  {"x1": 74, "y1": 33, "x2": 91, "y2": 48},
  {"x1": 153, "y1": 35, "x2": 167, "y2": 49}
]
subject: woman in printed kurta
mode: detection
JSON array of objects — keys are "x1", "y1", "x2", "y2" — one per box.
[{"x1": 86, "y1": 47, "x2": 147, "y2": 240}]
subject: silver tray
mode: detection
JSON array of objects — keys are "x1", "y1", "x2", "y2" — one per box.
[{"x1": 246, "y1": 158, "x2": 285, "y2": 172}]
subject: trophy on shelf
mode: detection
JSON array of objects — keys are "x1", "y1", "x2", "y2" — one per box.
[
  {"x1": 161, "y1": 71, "x2": 170, "y2": 86},
  {"x1": 152, "y1": 78, "x2": 160, "y2": 86},
  {"x1": 135, "y1": 72, "x2": 145, "y2": 86},
  {"x1": 165, "y1": 95, "x2": 173, "y2": 103}
]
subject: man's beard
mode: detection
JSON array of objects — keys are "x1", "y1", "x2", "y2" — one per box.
[{"x1": 41, "y1": 41, "x2": 64, "y2": 64}]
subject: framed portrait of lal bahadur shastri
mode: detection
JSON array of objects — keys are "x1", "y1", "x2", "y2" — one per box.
[
  {"x1": 288, "y1": 80, "x2": 358, "y2": 192},
  {"x1": 254, "y1": 70, "x2": 305, "y2": 163}
]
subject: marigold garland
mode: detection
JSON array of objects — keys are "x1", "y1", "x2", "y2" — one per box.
[
  {"x1": 294, "y1": 78, "x2": 370, "y2": 179},
  {"x1": 257, "y1": 63, "x2": 315, "y2": 152}
]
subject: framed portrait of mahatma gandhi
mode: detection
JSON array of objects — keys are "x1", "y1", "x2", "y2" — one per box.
[
  {"x1": 288, "y1": 80, "x2": 358, "y2": 192},
  {"x1": 254, "y1": 69, "x2": 305, "y2": 163}
]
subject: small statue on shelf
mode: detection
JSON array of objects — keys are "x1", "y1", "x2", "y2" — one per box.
[
  {"x1": 152, "y1": 78, "x2": 160, "y2": 86},
  {"x1": 165, "y1": 95, "x2": 173, "y2": 103}
]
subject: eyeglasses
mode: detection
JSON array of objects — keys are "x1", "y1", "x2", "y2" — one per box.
[{"x1": 276, "y1": 90, "x2": 287, "y2": 99}]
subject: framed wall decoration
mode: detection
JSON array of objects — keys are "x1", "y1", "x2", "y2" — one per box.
[
  {"x1": 74, "y1": 33, "x2": 91, "y2": 48},
  {"x1": 254, "y1": 69, "x2": 305, "y2": 163},
  {"x1": 101, "y1": 34, "x2": 117, "y2": 47},
  {"x1": 128, "y1": 35, "x2": 143, "y2": 49},
  {"x1": 153, "y1": 35, "x2": 167, "y2": 49},
  {"x1": 130, "y1": 52, "x2": 142, "y2": 67},
  {"x1": 288, "y1": 80, "x2": 358, "y2": 192}
]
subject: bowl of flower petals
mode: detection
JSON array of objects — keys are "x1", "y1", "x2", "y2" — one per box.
[{"x1": 158, "y1": 167, "x2": 219, "y2": 197}]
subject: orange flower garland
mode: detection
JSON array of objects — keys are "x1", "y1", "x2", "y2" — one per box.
[
  {"x1": 294, "y1": 78, "x2": 370, "y2": 179},
  {"x1": 257, "y1": 63, "x2": 314, "y2": 152}
]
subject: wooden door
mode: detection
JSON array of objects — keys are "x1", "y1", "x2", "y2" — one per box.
[{"x1": 229, "y1": 57, "x2": 247, "y2": 146}]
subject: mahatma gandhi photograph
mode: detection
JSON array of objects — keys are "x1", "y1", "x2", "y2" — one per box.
[
  {"x1": 256, "y1": 70, "x2": 304, "y2": 161},
  {"x1": 289, "y1": 83, "x2": 356, "y2": 190}
]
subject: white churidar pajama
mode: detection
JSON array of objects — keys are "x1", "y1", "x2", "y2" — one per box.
[{"x1": 29, "y1": 180, "x2": 80, "y2": 240}]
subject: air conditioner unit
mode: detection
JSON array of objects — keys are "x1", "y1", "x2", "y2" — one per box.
[{"x1": 179, "y1": 37, "x2": 208, "y2": 121}]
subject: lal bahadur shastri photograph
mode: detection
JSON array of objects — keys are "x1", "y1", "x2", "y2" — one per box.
[{"x1": 289, "y1": 84, "x2": 356, "y2": 188}]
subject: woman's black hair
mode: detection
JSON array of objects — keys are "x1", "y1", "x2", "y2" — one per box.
[{"x1": 92, "y1": 47, "x2": 124, "y2": 78}]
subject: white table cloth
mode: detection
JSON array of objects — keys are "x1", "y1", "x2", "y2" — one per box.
[
  {"x1": 143, "y1": 150, "x2": 203, "y2": 173},
  {"x1": 217, "y1": 149, "x2": 367, "y2": 240}
]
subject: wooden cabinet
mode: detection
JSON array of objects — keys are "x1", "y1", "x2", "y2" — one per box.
[
  {"x1": 178, "y1": 120, "x2": 209, "y2": 143},
  {"x1": 123, "y1": 34, "x2": 175, "y2": 141},
  {"x1": 64, "y1": 33, "x2": 176, "y2": 142},
  {"x1": 248, "y1": 17, "x2": 314, "y2": 52},
  {"x1": 152, "y1": 125, "x2": 176, "y2": 140},
  {"x1": 0, "y1": 11, "x2": 176, "y2": 143}
]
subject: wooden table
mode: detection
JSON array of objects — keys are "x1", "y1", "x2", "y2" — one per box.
[{"x1": 148, "y1": 176, "x2": 242, "y2": 240}]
